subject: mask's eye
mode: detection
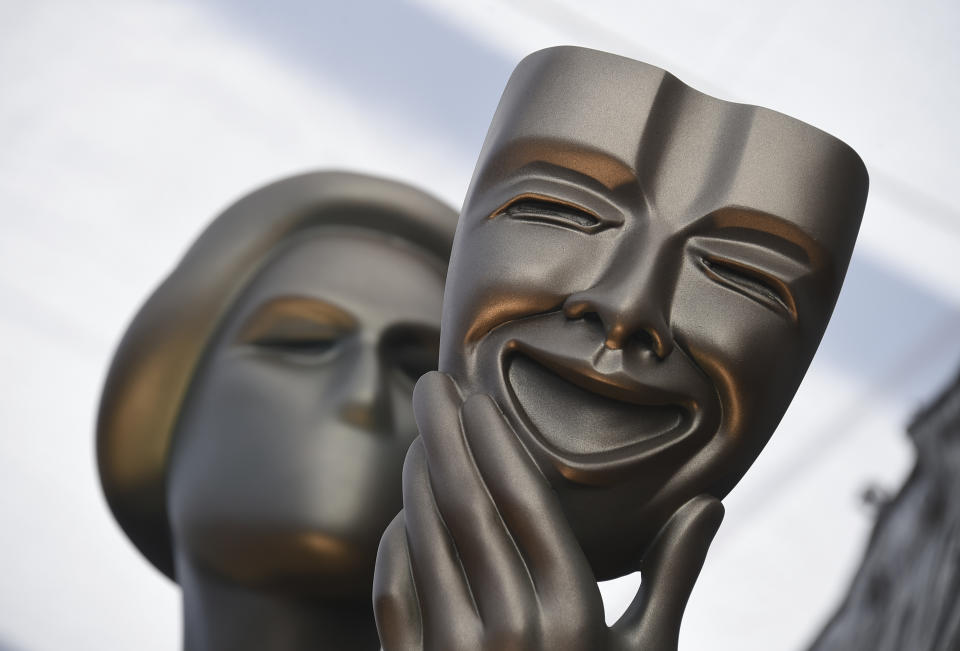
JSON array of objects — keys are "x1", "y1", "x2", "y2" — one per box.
[
  {"x1": 237, "y1": 296, "x2": 356, "y2": 361},
  {"x1": 498, "y1": 197, "x2": 602, "y2": 233},
  {"x1": 699, "y1": 256, "x2": 796, "y2": 318}
]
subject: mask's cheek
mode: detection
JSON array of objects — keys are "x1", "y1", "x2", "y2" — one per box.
[
  {"x1": 669, "y1": 262, "x2": 804, "y2": 443},
  {"x1": 441, "y1": 220, "x2": 608, "y2": 354}
]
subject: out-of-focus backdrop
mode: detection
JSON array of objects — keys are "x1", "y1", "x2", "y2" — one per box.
[{"x1": 1, "y1": 1, "x2": 958, "y2": 649}]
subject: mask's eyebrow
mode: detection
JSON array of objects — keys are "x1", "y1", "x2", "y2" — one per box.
[
  {"x1": 237, "y1": 295, "x2": 357, "y2": 344},
  {"x1": 696, "y1": 208, "x2": 830, "y2": 271},
  {"x1": 477, "y1": 137, "x2": 638, "y2": 191}
]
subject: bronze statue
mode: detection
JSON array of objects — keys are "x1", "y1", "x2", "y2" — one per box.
[
  {"x1": 97, "y1": 171, "x2": 456, "y2": 649},
  {"x1": 374, "y1": 46, "x2": 869, "y2": 650}
]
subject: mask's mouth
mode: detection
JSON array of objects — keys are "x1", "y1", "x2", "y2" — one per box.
[{"x1": 505, "y1": 350, "x2": 691, "y2": 459}]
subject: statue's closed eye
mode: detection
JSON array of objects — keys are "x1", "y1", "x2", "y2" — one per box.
[
  {"x1": 698, "y1": 256, "x2": 797, "y2": 319},
  {"x1": 498, "y1": 197, "x2": 602, "y2": 233},
  {"x1": 250, "y1": 334, "x2": 341, "y2": 357},
  {"x1": 238, "y1": 296, "x2": 357, "y2": 361}
]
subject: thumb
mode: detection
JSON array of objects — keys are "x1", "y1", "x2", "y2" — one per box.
[{"x1": 611, "y1": 495, "x2": 724, "y2": 650}]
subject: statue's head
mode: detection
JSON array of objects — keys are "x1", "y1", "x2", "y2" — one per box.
[
  {"x1": 98, "y1": 172, "x2": 456, "y2": 600},
  {"x1": 439, "y1": 47, "x2": 868, "y2": 580}
]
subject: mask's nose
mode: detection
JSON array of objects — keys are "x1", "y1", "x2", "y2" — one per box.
[
  {"x1": 562, "y1": 242, "x2": 675, "y2": 358},
  {"x1": 339, "y1": 342, "x2": 390, "y2": 431}
]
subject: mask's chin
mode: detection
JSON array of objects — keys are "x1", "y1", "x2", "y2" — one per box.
[{"x1": 507, "y1": 353, "x2": 688, "y2": 456}]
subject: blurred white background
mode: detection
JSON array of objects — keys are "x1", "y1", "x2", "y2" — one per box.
[{"x1": 1, "y1": 1, "x2": 958, "y2": 649}]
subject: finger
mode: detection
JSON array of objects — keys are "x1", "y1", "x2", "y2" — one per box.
[
  {"x1": 373, "y1": 512, "x2": 421, "y2": 651},
  {"x1": 413, "y1": 373, "x2": 537, "y2": 633},
  {"x1": 612, "y1": 494, "x2": 724, "y2": 650},
  {"x1": 460, "y1": 394, "x2": 599, "y2": 602},
  {"x1": 402, "y1": 438, "x2": 481, "y2": 648}
]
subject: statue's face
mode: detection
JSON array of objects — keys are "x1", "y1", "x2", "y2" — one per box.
[
  {"x1": 439, "y1": 47, "x2": 867, "y2": 579},
  {"x1": 167, "y1": 230, "x2": 445, "y2": 598}
]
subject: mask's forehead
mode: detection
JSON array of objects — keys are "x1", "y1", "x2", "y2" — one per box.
[
  {"x1": 472, "y1": 47, "x2": 664, "y2": 190},
  {"x1": 470, "y1": 47, "x2": 867, "y2": 278},
  {"x1": 700, "y1": 107, "x2": 868, "y2": 273}
]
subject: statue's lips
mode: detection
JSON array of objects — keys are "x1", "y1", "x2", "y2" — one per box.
[{"x1": 505, "y1": 351, "x2": 690, "y2": 457}]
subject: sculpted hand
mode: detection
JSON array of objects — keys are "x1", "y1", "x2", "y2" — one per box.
[{"x1": 374, "y1": 372, "x2": 723, "y2": 651}]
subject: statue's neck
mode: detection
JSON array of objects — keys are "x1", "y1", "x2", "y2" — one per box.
[{"x1": 176, "y1": 554, "x2": 380, "y2": 651}]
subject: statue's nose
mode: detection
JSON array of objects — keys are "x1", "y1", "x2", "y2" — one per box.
[{"x1": 339, "y1": 343, "x2": 390, "y2": 431}]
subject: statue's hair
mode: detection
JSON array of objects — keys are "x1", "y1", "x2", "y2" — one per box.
[{"x1": 97, "y1": 171, "x2": 457, "y2": 579}]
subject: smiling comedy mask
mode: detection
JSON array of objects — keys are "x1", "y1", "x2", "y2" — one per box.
[{"x1": 438, "y1": 46, "x2": 868, "y2": 580}]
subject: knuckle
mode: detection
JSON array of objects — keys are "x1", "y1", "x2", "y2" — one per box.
[
  {"x1": 428, "y1": 621, "x2": 480, "y2": 651},
  {"x1": 373, "y1": 518, "x2": 411, "y2": 600},
  {"x1": 484, "y1": 626, "x2": 535, "y2": 651},
  {"x1": 545, "y1": 600, "x2": 600, "y2": 640},
  {"x1": 439, "y1": 485, "x2": 484, "y2": 519},
  {"x1": 401, "y1": 442, "x2": 428, "y2": 494},
  {"x1": 372, "y1": 588, "x2": 401, "y2": 620},
  {"x1": 372, "y1": 572, "x2": 402, "y2": 607},
  {"x1": 483, "y1": 605, "x2": 538, "y2": 650}
]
